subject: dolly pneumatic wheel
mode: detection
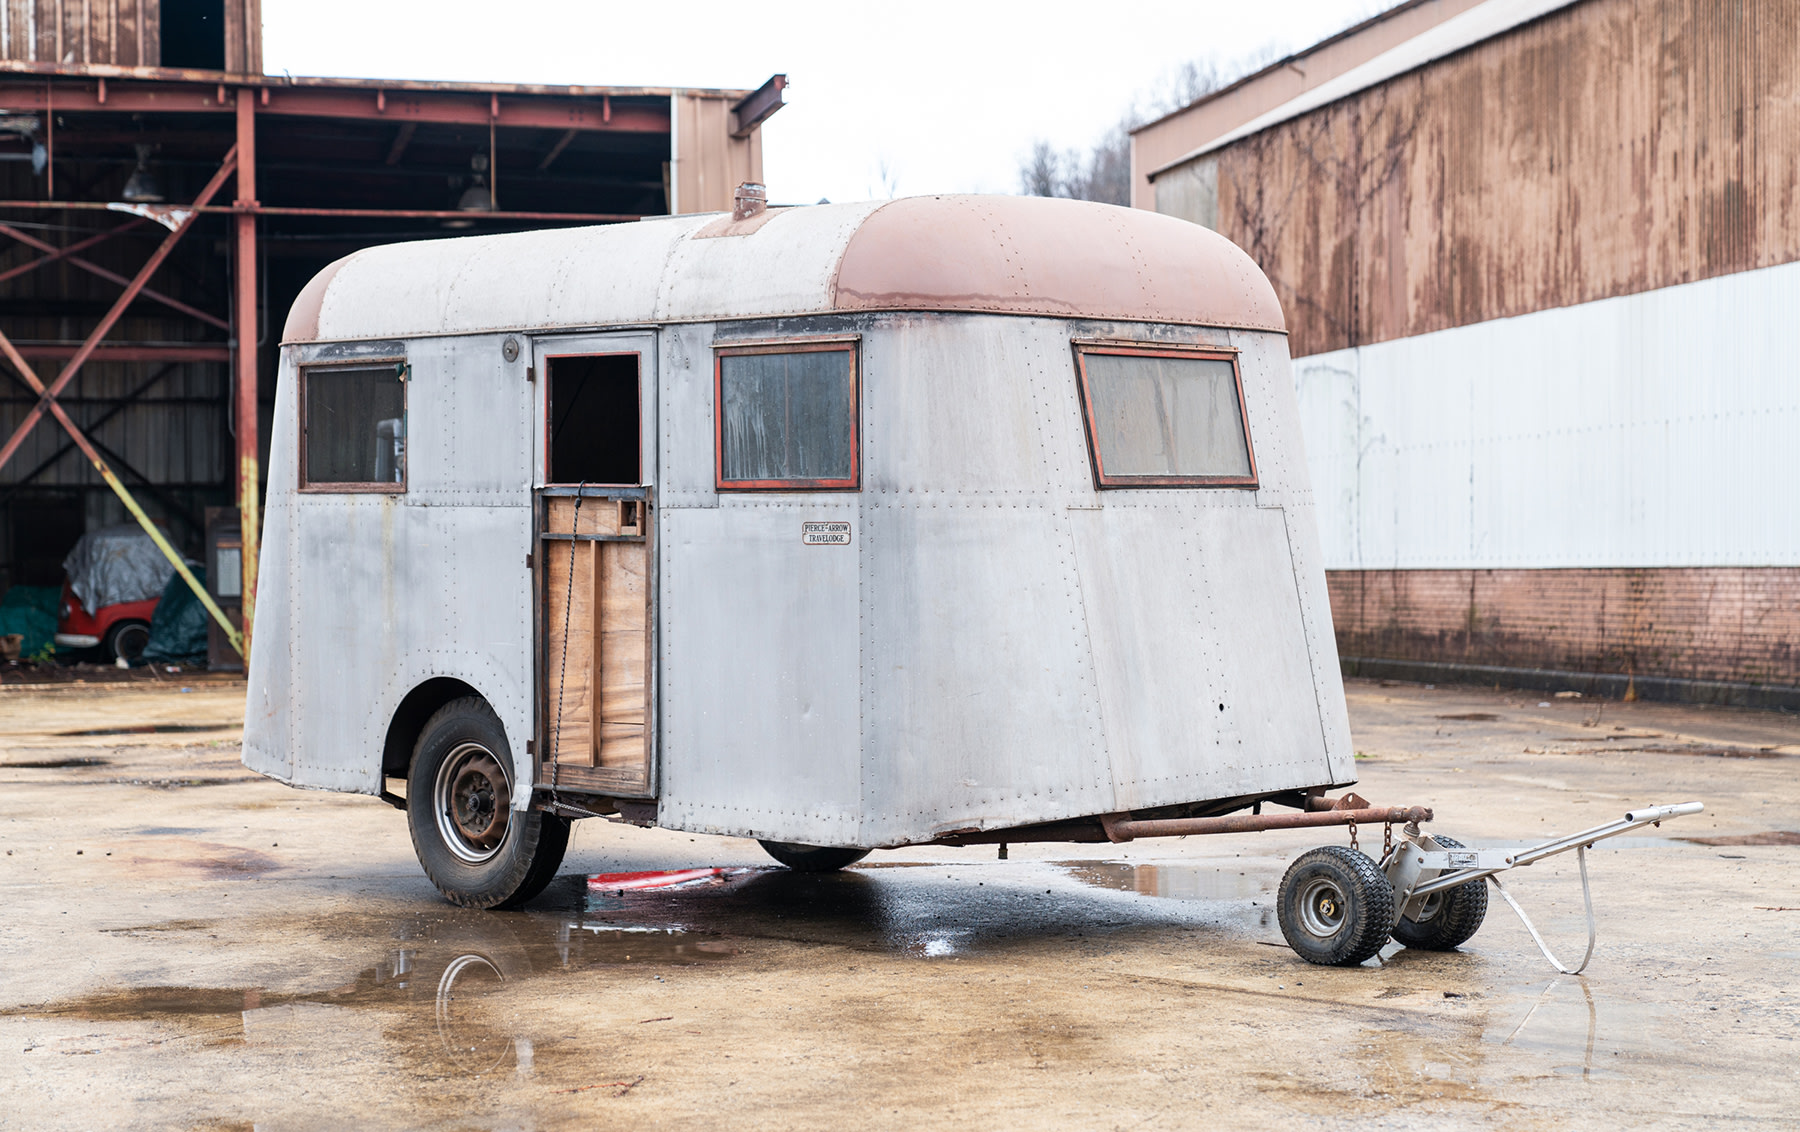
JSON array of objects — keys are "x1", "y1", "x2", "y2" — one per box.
[
  {"x1": 1277, "y1": 845, "x2": 1396, "y2": 966},
  {"x1": 1391, "y1": 835, "x2": 1490, "y2": 951},
  {"x1": 407, "y1": 696, "x2": 569, "y2": 909},
  {"x1": 758, "y1": 840, "x2": 870, "y2": 872}
]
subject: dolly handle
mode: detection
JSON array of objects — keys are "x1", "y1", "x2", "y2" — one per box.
[{"x1": 1624, "y1": 802, "x2": 1705, "y2": 823}]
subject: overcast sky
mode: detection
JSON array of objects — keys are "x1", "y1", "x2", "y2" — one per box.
[{"x1": 263, "y1": 0, "x2": 1392, "y2": 205}]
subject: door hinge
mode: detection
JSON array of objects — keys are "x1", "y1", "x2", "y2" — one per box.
[
  {"x1": 525, "y1": 365, "x2": 535, "y2": 383},
  {"x1": 525, "y1": 552, "x2": 533, "y2": 569},
  {"x1": 525, "y1": 739, "x2": 535, "y2": 755}
]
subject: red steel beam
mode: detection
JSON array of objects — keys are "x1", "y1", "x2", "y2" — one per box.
[
  {"x1": 234, "y1": 87, "x2": 259, "y2": 661},
  {"x1": 0, "y1": 324, "x2": 243, "y2": 653},
  {"x1": 0, "y1": 221, "x2": 231, "y2": 330},
  {"x1": 0, "y1": 145, "x2": 237, "y2": 476},
  {"x1": 0, "y1": 201, "x2": 638, "y2": 222},
  {"x1": 0, "y1": 218, "x2": 148, "y2": 285},
  {"x1": 0, "y1": 81, "x2": 669, "y2": 132},
  {"x1": 9, "y1": 344, "x2": 230, "y2": 361}
]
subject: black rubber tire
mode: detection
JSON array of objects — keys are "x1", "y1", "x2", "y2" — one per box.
[
  {"x1": 1392, "y1": 836, "x2": 1490, "y2": 951},
  {"x1": 758, "y1": 840, "x2": 870, "y2": 872},
  {"x1": 406, "y1": 696, "x2": 569, "y2": 909},
  {"x1": 102, "y1": 619, "x2": 150, "y2": 663},
  {"x1": 1277, "y1": 845, "x2": 1396, "y2": 967}
]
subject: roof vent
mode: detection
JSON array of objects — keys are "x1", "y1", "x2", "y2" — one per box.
[{"x1": 733, "y1": 182, "x2": 767, "y2": 222}]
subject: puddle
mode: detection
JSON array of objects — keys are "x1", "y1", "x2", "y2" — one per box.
[
  {"x1": 1060, "y1": 860, "x2": 1268, "y2": 901},
  {"x1": 55, "y1": 723, "x2": 232, "y2": 737},
  {"x1": 1679, "y1": 831, "x2": 1800, "y2": 847},
  {"x1": 1436, "y1": 713, "x2": 1500, "y2": 721},
  {"x1": 2, "y1": 756, "x2": 110, "y2": 768},
  {"x1": 7, "y1": 908, "x2": 738, "y2": 1078}
]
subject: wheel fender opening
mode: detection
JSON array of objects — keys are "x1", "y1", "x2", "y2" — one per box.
[{"x1": 384, "y1": 678, "x2": 483, "y2": 784}]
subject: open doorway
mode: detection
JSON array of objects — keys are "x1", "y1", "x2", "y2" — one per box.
[
  {"x1": 548, "y1": 354, "x2": 640, "y2": 484},
  {"x1": 160, "y1": 0, "x2": 226, "y2": 70}
]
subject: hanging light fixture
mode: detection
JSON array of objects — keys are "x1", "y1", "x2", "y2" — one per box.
[
  {"x1": 121, "y1": 143, "x2": 163, "y2": 203},
  {"x1": 456, "y1": 152, "x2": 493, "y2": 211}
]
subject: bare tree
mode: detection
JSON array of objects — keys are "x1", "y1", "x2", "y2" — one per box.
[{"x1": 1019, "y1": 47, "x2": 1282, "y2": 205}]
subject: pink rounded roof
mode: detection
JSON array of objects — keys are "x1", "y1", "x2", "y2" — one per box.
[
  {"x1": 285, "y1": 194, "x2": 1283, "y2": 342},
  {"x1": 833, "y1": 195, "x2": 1284, "y2": 332}
]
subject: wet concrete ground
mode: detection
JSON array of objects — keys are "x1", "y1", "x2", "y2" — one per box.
[{"x1": 1, "y1": 679, "x2": 1796, "y2": 1130}]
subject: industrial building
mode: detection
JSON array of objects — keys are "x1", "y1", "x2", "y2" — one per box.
[
  {"x1": 1133, "y1": 0, "x2": 1800, "y2": 706},
  {"x1": 0, "y1": 0, "x2": 783, "y2": 661}
]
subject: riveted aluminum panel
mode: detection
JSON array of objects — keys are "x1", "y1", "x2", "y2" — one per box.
[
  {"x1": 246, "y1": 334, "x2": 537, "y2": 804},
  {"x1": 657, "y1": 500, "x2": 863, "y2": 844},
  {"x1": 655, "y1": 321, "x2": 723, "y2": 509},
  {"x1": 1065, "y1": 504, "x2": 1241, "y2": 810},
  {"x1": 242, "y1": 349, "x2": 300, "y2": 784},
  {"x1": 653, "y1": 200, "x2": 883, "y2": 323},
  {"x1": 1202, "y1": 504, "x2": 1337, "y2": 789},
  {"x1": 858, "y1": 498, "x2": 1110, "y2": 846},
  {"x1": 1294, "y1": 260, "x2": 1800, "y2": 570}
]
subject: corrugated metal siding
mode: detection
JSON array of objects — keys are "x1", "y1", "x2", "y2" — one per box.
[
  {"x1": 1209, "y1": 0, "x2": 1800, "y2": 360},
  {"x1": 1, "y1": 0, "x2": 160, "y2": 67},
  {"x1": 1294, "y1": 257, "x2": 1800, "y2": 570}
]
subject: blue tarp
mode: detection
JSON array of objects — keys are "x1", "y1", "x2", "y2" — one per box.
[
  {"x1": 140, "y1": 567, "x2": 209, "y2": 665},
  {"x1": 0, "y1": 584, "x2": 60, "y2": 658}
]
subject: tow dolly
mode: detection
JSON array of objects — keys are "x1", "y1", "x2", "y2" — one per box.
[{"x1": 1275, "y1": 800, "x2": 1706, "y2": 970}]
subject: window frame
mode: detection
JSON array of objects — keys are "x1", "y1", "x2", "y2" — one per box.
[
  {"x1": 713, "y1": 337, "x2": 861, "y2": 492},
  {"x1": 542, "y1": 349, "x2": 644, "y2": 487},
  {"x1": 1073, "y1": 342, "x2": 1259, "y2": 490},
  {"x1": 298, "y1": 357, "x2": 409, "y2": 494}
]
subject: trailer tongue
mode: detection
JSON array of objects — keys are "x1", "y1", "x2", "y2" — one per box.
[{"x1": 1264, "y1": 797, "x2": 1707, "y2": 969}]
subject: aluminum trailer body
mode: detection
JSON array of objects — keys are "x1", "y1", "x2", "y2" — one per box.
[{"x1": 246, "y1": 192, "x2": 1357, "y2": 904}]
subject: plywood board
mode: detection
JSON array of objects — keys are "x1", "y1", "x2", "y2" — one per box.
[
  {"x1": 542, "y1": 497, "x2": 649, "y2": 777},
  {"x1": 542, "y1": 537, "x2": 596, "y2": 767}
]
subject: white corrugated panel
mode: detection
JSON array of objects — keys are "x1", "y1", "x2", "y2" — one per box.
[{"x1": 1295, "y1": 259, "x2": 1800, "y2": 570}]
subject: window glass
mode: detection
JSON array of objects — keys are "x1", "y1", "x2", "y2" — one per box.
[
  {"x1": 1080, "y1": 351, "x2": 1254, "y2": 484},
  {"x1": 718, "y1": 347, "x2": 857, "y2": 488},
  {"x1": 304, "y1": 365, "x2": 405, "y2": 486}
]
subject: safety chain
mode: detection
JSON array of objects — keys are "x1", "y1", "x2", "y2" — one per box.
[
  {"x1": 1347, "y1": 818, "x2": 1359, "y2": 853},
  {"x1": 1382, "y1": 822, "x2": 1395, "y2": 864},
  {"x1": 549, "y1": 483, "x2": 587, "y2": 807}
]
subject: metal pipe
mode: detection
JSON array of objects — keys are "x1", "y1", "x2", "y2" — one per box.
[
  {"x1": 1102, "y1": 805, "x2": 1432, "y2": 843},
  {"x1": 233, "y1": 88, "x2": 259, "y2": 661},
  {"x1": 0, "y1": 145, "x2": 237, "y2": 476}
]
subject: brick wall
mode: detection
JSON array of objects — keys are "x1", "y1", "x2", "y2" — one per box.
[{"x1": 1328, "y1": 568, "x2": 1800, "y2": 689}]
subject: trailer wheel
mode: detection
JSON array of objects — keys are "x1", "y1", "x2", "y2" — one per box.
[
  {"x1": 1392, "y1": 836, "x2": 1490, "y2": 951},
  {"x1": 758, "y1": 841, "x2": 870, "y2": 872},
  {"x1": 407, "y1": 696, "x2": 569, "y2": 909},
  {"x1": 1277, "y1": 845, "x2": 1396, "y2": 967}
]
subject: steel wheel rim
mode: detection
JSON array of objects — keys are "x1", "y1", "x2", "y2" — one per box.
[
  {"x1": 1409, "y1": 890, "x2": 1444, "y2": 924},
  {"x1": 435, "y1": 741, "x2": 512, "y2": 864},
  {"x1": 1297, "y1": 874, "x2": 1348, "y2": 938}
]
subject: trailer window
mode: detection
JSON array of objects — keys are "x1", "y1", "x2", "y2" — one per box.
[
  {"x1": 301, "y1": 363, "x2": 406, "y2": 491},
  {"x1": 715, "y1": 343, "x2": 858, "y2": 490},
  {"x1": 1075, "y1": 347, "x2": 1256, "y2": 488}
]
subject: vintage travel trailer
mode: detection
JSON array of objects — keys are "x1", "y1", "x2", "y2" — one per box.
[{"x1": 251, "y1": 190, "x2": 1493, "y2": 966}]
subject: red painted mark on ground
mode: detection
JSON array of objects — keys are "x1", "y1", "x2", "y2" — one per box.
[{"x1": 587, "y1": 867, "x2": 730, "y2": 891}]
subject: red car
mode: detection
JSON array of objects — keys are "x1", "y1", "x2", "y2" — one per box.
[{"x1": 55, "y1": 580, "x2": 156, "y2": 662}]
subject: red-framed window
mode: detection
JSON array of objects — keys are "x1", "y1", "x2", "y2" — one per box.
[
  {"x1": 714, "y1": 339, "x2": 860, "y2": 491},
  {"x1": 1074, "y1": 344, "x2": 1258, "y2": 489},
  {"x1": 299, "y1": 360, "x2": 408, "y2": 493}
]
